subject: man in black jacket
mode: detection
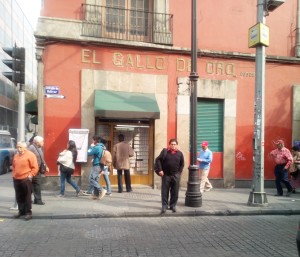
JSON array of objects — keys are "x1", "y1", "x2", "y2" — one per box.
[{"x1": 155, "y1": 138, "x2": 184, "y2": 214}]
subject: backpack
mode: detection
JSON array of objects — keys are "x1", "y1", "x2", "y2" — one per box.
[
  {"x1": 154, "y1": 148, "x2": 167, "y2": 175},
  {"x1": 100, "y1": 148, "x2": 112, "y2": 165}
]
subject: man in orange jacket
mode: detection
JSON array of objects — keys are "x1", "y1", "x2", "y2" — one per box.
[{"x1": 12, "y1": 141, "x2": 38, "y2": 221}]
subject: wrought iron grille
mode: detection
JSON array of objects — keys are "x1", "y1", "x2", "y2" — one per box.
[{"x1": 81, "y1": 4, "x2": 173, "y2": 45}]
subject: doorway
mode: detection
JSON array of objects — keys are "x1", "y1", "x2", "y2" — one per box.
[{"x1": 96, "y1": 119, "x2": 154, "y2": 186}]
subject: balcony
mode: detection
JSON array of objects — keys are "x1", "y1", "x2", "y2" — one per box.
[{"x1": 81, "y1": 4, "x2": 173, "y2": 45}]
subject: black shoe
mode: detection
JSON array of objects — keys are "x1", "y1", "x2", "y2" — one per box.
[
  {"x1": 24, "y1": 214, "x2": 32, "y2": 221},
  {"x1": 13, "y1": 213, "x2": 22, "y2": 219},
  {"x1": 171, "y1": 206, "x2": 176, "y2": 213},
  {"x1": 274, "y1": 193, "x2": 283, "y2": 196},
  {"x1": 292, "y1": 189, "x2": 296, "y2": 193},
  {"x1": 286, "y1": 191, "x2": 292, "y2": 197},
  {"x1": 127, "y1": 189, "x2": 133, "y2": 192},
  {"x1": 34, "y1": 201, "x2": 45, "y2": 205},
  {"x1": 161, "y1": 207, "x2": 167, "y2": 214}
]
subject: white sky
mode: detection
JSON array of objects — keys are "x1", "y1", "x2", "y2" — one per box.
[{"x1": 16, "y1": 0, "x2": 41, "y2": 28}]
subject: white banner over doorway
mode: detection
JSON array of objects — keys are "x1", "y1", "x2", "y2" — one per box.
[{"x1": 69, "y1": 129, "x2": 89, "y2": 162}]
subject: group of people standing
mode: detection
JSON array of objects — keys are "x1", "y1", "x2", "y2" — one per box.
[
  {"x1": 12, "y1": 136, "x2": 48, "y2": 221},
  {"x1": 13, "y1": 133, "x2": 299, "y2": 220},
  {"x1": 12, "y1": 133, "x2": 135, "y2": 220}
]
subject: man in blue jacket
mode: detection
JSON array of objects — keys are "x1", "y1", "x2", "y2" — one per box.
[
  {"x1": 197, "y1": 141, "x2": 213, "y2": 193},
  {"x1": 87, "y1": 136, "x2": 107, "y2": 200}
]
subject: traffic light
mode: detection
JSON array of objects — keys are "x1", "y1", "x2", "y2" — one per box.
[{"x1": 2, "y1": 46, "x2": 25, "y2": 85}]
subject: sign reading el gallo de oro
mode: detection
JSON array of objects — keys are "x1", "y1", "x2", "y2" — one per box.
[{"x1": 81, "y1": 49, "x2": 255, "y2": 78}]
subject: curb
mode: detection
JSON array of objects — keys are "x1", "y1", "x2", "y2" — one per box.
[{"x1": 2, "y1": 209, "x2": 300, "y2": 220}]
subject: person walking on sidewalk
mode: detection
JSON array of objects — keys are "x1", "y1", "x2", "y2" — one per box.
[
  {"x1": 12, "y1": 141, "x2": 39, "y2": 221},
  {"x1": 57, "y1": 140, "x2": 83, "y2": 197},
  {"x1": 270, "y1": 139, "x2": 293, "y2": 196},
  {"x1": 113, "y1": 134, "x2": 135, "y2": 193},
  {"x1": 28, "y1": 136, "x2": 49, "y2": 205},
  {"x1": 87, "y1": 136, "x2": 107, "y2": 200},
  {"x1": 99, "y1": 138, "x2": 112, "y2": 196},
  {"x1": 155, "y1": 138, "x2": 184, "y2": 214},
  {"x1": 197, "y1": 141, "x2": 213, "y2": 193}
]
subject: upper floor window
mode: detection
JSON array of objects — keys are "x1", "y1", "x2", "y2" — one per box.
[{"x1": 82, "y1": 0, "x2": 173, "y2": 45}]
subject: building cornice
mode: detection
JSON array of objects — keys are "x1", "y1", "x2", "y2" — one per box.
[{"x1": 35, "y1": 17, "x2": 300, "y2": 65}]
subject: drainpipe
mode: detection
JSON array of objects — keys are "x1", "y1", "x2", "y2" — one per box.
[{"x1": 295, "y1": 0, "x2": 300, "y2": 57}]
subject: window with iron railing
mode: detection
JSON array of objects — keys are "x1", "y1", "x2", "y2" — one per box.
[{"x1": 81, "y1": 1, "x2": 173, "y2": 45}]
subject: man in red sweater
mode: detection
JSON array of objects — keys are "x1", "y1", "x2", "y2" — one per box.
[{"x1": 12, "y1": 141, "x2": 38, "y2": 221}]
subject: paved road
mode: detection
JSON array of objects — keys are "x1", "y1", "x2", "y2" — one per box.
[{"x1": 0, "y1": 215, "x2": 299, "y2": 257}]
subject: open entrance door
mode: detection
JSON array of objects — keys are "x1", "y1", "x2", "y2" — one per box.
[{"x1": 96, "y1": 120, "x2": 154, "y2": 186}]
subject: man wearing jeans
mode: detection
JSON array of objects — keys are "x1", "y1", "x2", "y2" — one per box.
[
  {"x1": 87, "y1": 136, "x2": 107, "y2": 200},
  {"x1": 270, "y1": 139, "x2": 293, "y2": 197},
  {"x1": 197, "y1": 141, "x2": 213, "y2": 193}
]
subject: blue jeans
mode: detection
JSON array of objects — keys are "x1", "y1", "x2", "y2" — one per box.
[
  {"x1": 101, "y1": 166, "x2": 111, "y2": 193},
  {"x1": 60, "y1": 172, "x2": 80, "y2": 195},
  {"x1": 274, "y1": 164, "x2": 293, "y2": 195},
  {"x1": 89, "y1": 165, "x2": 104, "y2": 196}
]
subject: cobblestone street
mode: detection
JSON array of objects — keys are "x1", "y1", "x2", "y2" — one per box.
[{"x1": 0, "y1": 215, "x2": 299, "y2": 257}]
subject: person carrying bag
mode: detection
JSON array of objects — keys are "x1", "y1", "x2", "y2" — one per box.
[{"x1": 57, "y1": 140, "x2": 83, "y2": 197}]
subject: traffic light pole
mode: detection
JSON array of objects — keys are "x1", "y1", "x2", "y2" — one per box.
[
  {"x1": 18, "y1": 84, "x2": 25, "y2": 142},
  {"x1": 248, "y1": 0, "x2": 268, "y2": 206}
]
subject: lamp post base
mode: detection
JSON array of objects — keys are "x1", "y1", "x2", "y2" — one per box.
[
  {"x1": 185, "y1": 165, "x2": 202, "y2": 207},
  {"x1": 247, "y1": 191, "x2": 268, "y2": 207}
]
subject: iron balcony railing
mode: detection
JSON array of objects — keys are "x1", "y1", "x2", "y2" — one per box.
[{"x1": 81, "y1": 4, "x2": 173, "y2": 45}]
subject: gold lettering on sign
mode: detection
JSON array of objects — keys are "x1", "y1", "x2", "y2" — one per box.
[
  {"x1": 82, "y1": 49, "x2": 101, "y2": 64},
  {"x1": 216, "y1": 62, "x2": 224, "y2": 75},
  {"x1": 206, "y1": 62, "x2": 214, "y2": 74},
  {"x1": 82, "y1": 49, "x2": 91, "y2": 63},
  {"x1": 136, "y1": 55, "x2": 144, "y2": 68},
  {"x1": 93, "y1": 50, "x2": 101, "y2": 64},
  {"x1": 206, "y1": 61, "x2": 237, "y2": 77},
  {"x1": 225, "y1": 63, "x2": 236, "y2": 77},
  {"x1": 176, "y1": 58, "x2": 186, "y2": 72},
  {"x1": 126, "y1": 54, "x2": 134, "y2": 67},
  {"x1": 112, "y1": 52, "x2": 124, "y2": 67},
  {"x1": 156, "y1": 57, "x2": 165, "y2": 70}
]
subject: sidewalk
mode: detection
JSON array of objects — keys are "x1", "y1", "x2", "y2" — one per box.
[{"x1": 1, "y1": 173, "x2": 300, "y2": 219}]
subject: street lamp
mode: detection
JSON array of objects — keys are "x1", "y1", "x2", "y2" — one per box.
[
  {"x1": 248, "y1": 0, "x2": 284, "y2": 206},
  {"x1": 185, "y1": 0, "x2": 202, "y2": 207}
]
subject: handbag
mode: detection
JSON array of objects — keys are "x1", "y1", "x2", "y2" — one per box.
[
  {"x1": 33, "y1": 144, "x2": 47, "y2": 174},
  {"x1": 59, "y1": 164, "x2": 74, "y2": 175}
]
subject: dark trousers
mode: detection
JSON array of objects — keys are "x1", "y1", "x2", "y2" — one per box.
[
  {"x1": 274, "y1": 164, "x2": 293, "y2": 195},
  {"x1": 14, "y1": 178, "x2": 32, "y2": 215},
  {"x1": 161, "y1": 174, "x2": 180, "y2": 209},
  {"x1": 117, "y1": 169, "x2": 132, "y2": 192},
  {"x1": 32, "y1": 172, "x2": 42, "y2": 203}
]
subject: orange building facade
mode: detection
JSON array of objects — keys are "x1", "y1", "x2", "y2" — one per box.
[{"x1": 35, "y1": 0, "x2": 300, "y2": 189}]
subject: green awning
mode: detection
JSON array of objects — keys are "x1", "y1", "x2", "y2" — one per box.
[
  {"x1": 25, "y1": 99, "x2": 38, "y2": 115},
  {"x1": 94, "y1": 90, "x2": 160, "y2": 119}
]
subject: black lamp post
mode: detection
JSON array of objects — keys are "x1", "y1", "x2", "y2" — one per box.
[{"x1": 185, "y1": 0, "x2": 202, "y2": 207}]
